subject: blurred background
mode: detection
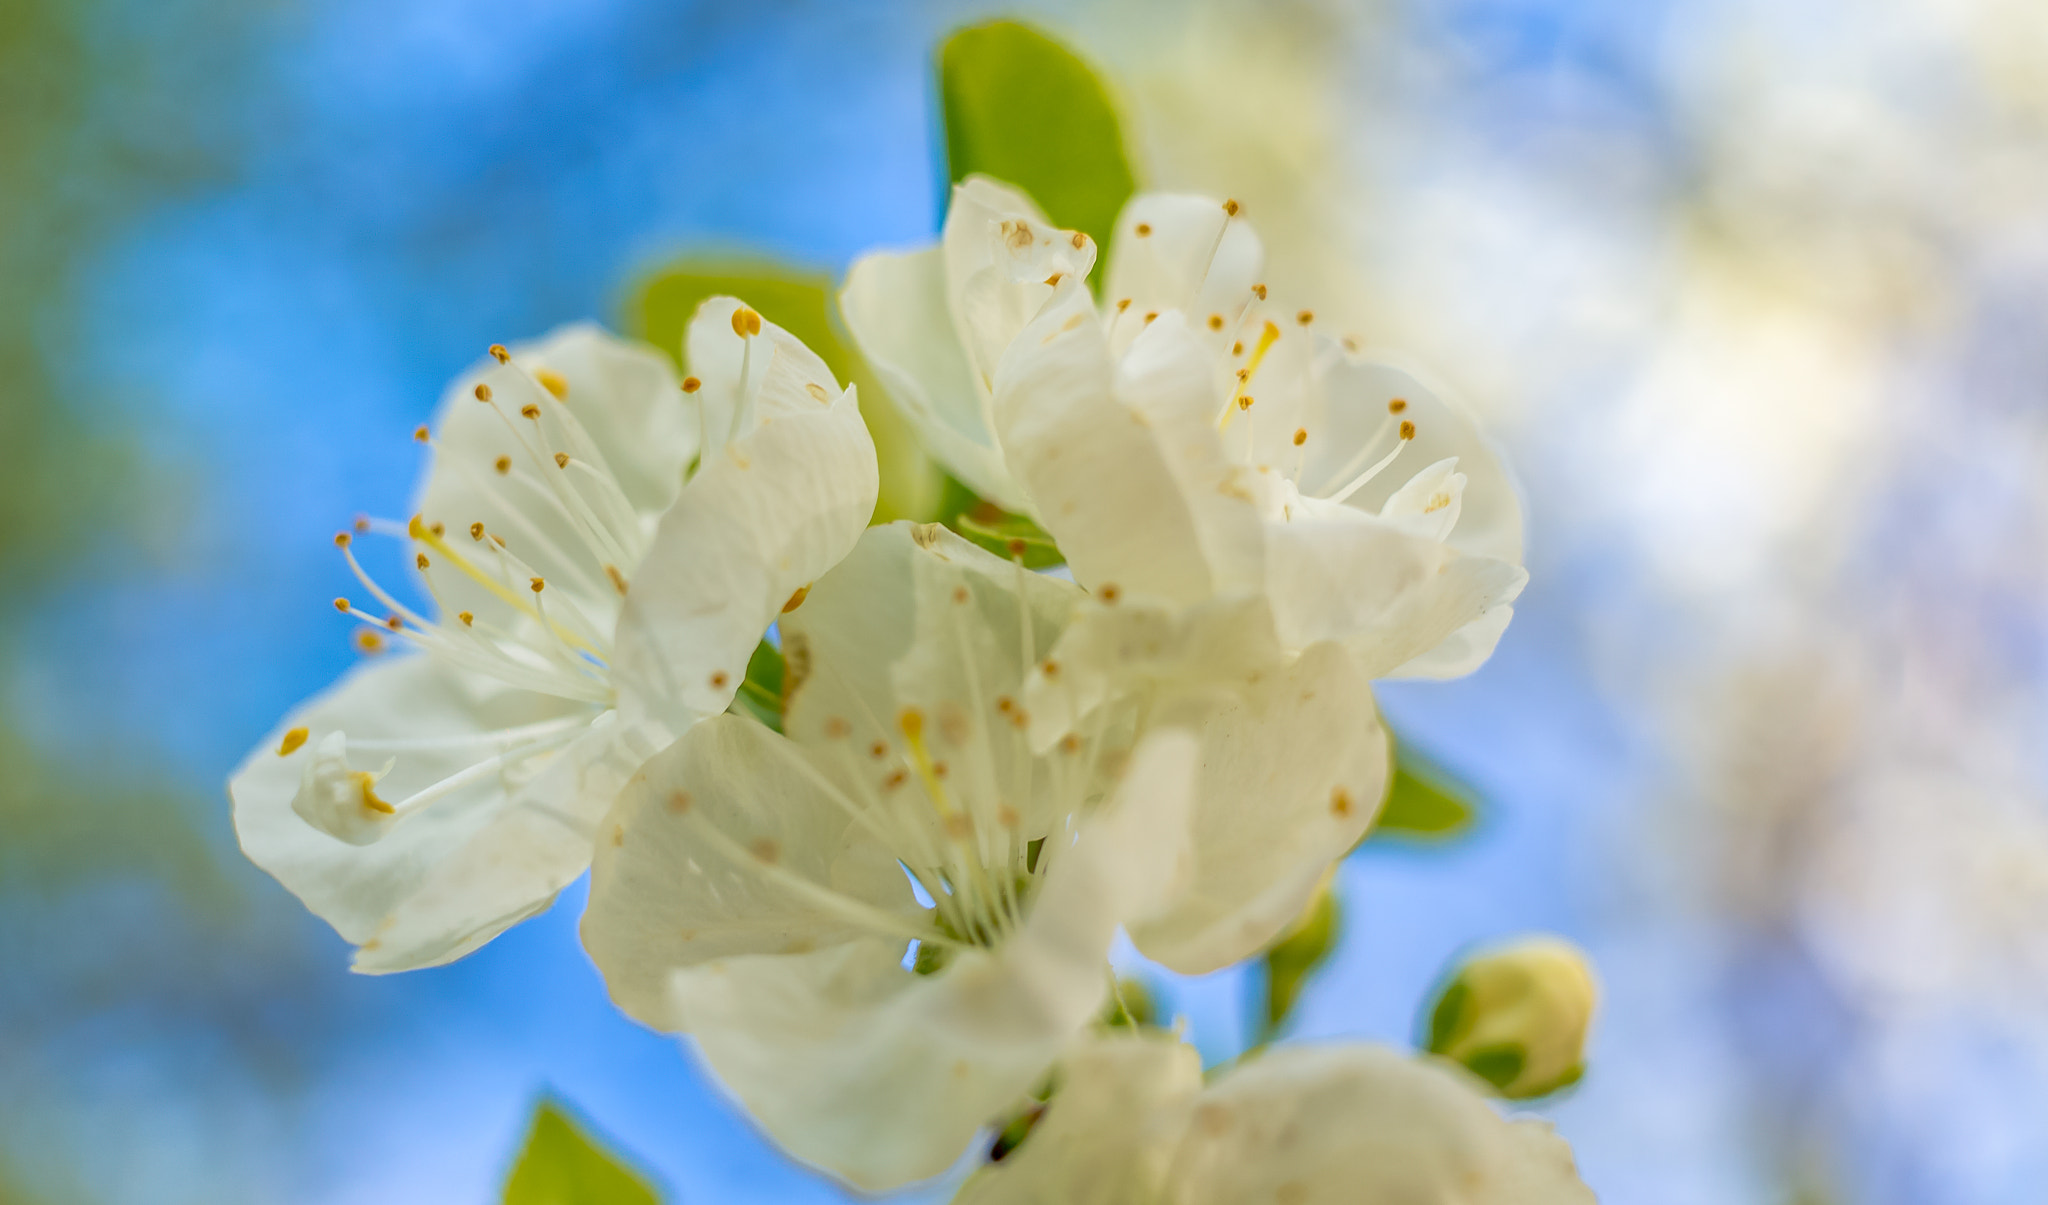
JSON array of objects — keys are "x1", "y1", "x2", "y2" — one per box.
[{"x1": 5, "y1": 0, "x2": 2046, "y2": 1201}]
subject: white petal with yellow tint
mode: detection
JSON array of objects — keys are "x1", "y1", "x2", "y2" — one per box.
[
  {"x1": 1129, "y1": 641, "x2": 1390, "y2": 974},
  {"x1": 581, "y1": 714, "x2": 920, "y2": 1029},
  {"x1": 610, "y1": 298, "x2": 878, "y2": 731},
  {"x1": 1103, "y1": 193, "x2": 1265, "y2": 344},
  {"x1": 841, "y1": 246, "x2": 1030, "y2": 512},
  {"x1": 666, "y1": 729, "x2": 1199, "y2": 1192},
  {"x1": 953, "y1": 1031, "x2": 1202, "y2": 1205},
  {"x1": 1162, "y1": 1047, "x2": 1594, "y2": 1205},
  {"x1": 230, "y1": 653, "x2": 627, "y2": 971}
]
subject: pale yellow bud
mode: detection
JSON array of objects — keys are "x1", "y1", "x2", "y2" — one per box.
[{"x1": 1423, "y1": 935, "x2": 1598, "y2": 1099}]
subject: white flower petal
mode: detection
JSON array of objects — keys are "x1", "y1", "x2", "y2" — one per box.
[
  {"x1": 953, "y1": 1031, "x2": 1202, "y2": 1205},
  {"x1": 1301, "y1": 354, "x2": 1522, "y2": 566},
  {"x1": 841, "y1": 246, "x2": 1031, "y2": 511},
  {"x1": 230, "y1": 654, "x2": 635, "y2": 972},
  {"x1": 780, "y1": 522, "x2": 1087, "y2": 848},
  {"x1": 667, "y1": 728, "x2": 1200, "y2": 1192},
  {"x1": 580, "y1": 713, "x2": 917, "y2": 1029},
  {"x1": 610, "y1": 307, "x2": 877, "y2": 728},
  {"x1": 415, "y1": 324, "x2": 693, "y2": 626},
  {"x1": 992, "y1": 286, "x2": 1260, "y2": 607},
  {"x1": 1161, "y1": 1047, "x2": 1595, "y2": 1205},
  {"x1": 1023, "y1": 593, "x2": 1283, "y2": 753},
  {"x1": 944, "y1": 177, "x2": 1095, "y2": 390},
  {"x1": 1105, "y1": 193, "x2": 1266, "y2": 332},
  {"x1": 684, "y1": 296, "x2": 841, "y2": 457},
  {"x1": 1130, "y1": 641, "x2": 1390, "y2": 974},
  {"x1": 1262, "y1": 506, "x2": 1528, "y2": 679}
]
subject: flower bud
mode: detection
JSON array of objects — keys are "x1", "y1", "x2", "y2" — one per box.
[{"x1": 1422, "y1": 936, "x2": 1597, "y2": 1099}]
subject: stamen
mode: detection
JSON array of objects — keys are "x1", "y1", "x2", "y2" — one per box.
[
  {"x1": 681, "y1": 376, "x2": 701, "y2": 393},
  {"x1": 278, "y1": 727, "x2": 309, "y2": 756},
  {"x1": 1218, "y1": 321, "x2": 1281, "y2": 430},
  {"x1": 1134, "y1": 222, "x2": 1152, "y2": 237},
  {"x1": 488, "y1": 344, "x2": 510, "y2": 364},
  {"x1": 1324, "y1": 421, "x2": 1418, "y2": 506},
  {"x1": 474, "y1": 383, "x2": 493, "y2": 402}
]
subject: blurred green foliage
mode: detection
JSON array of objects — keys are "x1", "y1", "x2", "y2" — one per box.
[
  {"x1": 1364, "y1": 740, "x2": 1479, "y2": 845},
  {"x1": 627, "y1": 259, "x2": 942, "y2": 522},
  {"x1": 938, "y1": 20, "x2": 1138, "y2": 261},
  {"x1": 1255, "y1": 874, "x2": 1340, "y2": 1045},
  {"x1": 0, "y1": 0, "x2": 231, "y2": 905},
  {"x1": 502, "y1": 1098, "x2": 662, "y2": 1205}
]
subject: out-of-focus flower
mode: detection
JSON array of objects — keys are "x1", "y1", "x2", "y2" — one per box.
[
  {"x1": 954, "y1": 1031, "x2": 1595, "y2": 1205},
  {"x1": 846, "y1": 179, "x2": 1525, "y2": 681},
  {"x1": 579, "y1": 521, "x2": 1389, "y2": 1189},
  {"x1": 229, "y1": 308, "x2": 877, "y2": 972},
  {"x1": 1423, "y1": 935, "x2": 1599, "y2": 1100}
]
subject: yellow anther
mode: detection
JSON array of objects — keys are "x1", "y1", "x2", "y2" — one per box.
[
  {"x1": 1041, "y1": 659, "x2": 1060, "y2": 678},
  {"x1": 1238, "y1": 395, "x2": 1254, "y2": 410},
  {"x1": 681, "y1": 376, "x2": 701, "y2": 393},
  {"x1": 519, "y1": 403, "x2": 540, "y2": 419},
  {"x1": 1207, "y1": 314, "x2": 1225, "y2": 331},
  {"x1": 1223, "y1": 198, "x2": 1240, "y2": 216},
  {"x1": 1070, "y1": 230, "x2": 1086, "y2": 249},
  {"x1": 1220, "y1": 321, "x2": 1283, "y2": 431},
  {"x1": 1399, "y1": 420, "x2": 1416, "y2": 440},
  {"x1": 1135, "y1": 222, "x2": 1153, "y2": 237},
  {"x1": 535, "y1": 368, "x2": 568, "y2": 399},
  {"x1": 430, "y1": 521, "x2": 443, "y2": 537},
  {"x1": 804, "y1": 382, "x2": 829, "y2": 403},
  {"x1": 488, "y1": 343, "x2": 510, "y2": 364},
  {"x1": 553, "y1": 452, "x2": 570, "y2": 468},
  {"x1": 333, "y1": 532, "x2": 352, "y2": 548},
  {"x1": 709, "y1": 670, "x2": 729, "y2": 689},
  {"x1": 782, "y1": 584, "x2": 810, "y2": 612},
  {"x1": 1331, "y1": 786, "x2": 1353, "y2": 817},
  {"x1": 1232, "y1": 341, "x2": 1245, "y2": 356},
  {"x1": 731, "y1": 306, "x2": 762, "y2": 337},
  {"x1": 413, "y1": 425, "x2": 429, "y2": 442},
  {"x1": 869, "y1": 740, "x2": 888, "y2": 760},
  {"x1": 406, "y1": 514, "x2": 426, "y2": 539},
  {"x1": 529, "y1": 576, "x2": 545, "y2": 593},
  {"x1": 1342, "y1": 336, "x2": 1362, "y2": 353},
  {"x1": 1115, "y1": 298, "x2": 1132, "y2": 312},
  {"x1": 996, "y1": 696, "x2": 1015, "y2": 714},
  {"x1": 353, "y1": 515, "x2": 371, "y2": 533},
  {"x1": 1143, "y1": 311, "x2": 1158, "y2": 325},
  {"x1": 1388, "y1": 398, "x2": 1408, "y2": 414},
  {"x1": 1098, "y1": 583, "x2": 1121, "y2": 603},
  {"x1": 474, "y1": 383, "x2": 493, "y2": 402},
  {"x1": 1297, "y1": 309, "x2": 1315, "y2": 325},
  {"x1": 457, "y1": 611, "x2": 474, "y2": 626},
  {"x1": 1252, "y1": 283, "x2": 1268, "y2": 300},
  {"x1": 898, "y1": 708, "x2": 925, "y2": 742},
  {"x1": 607, "y1": 565, "x2": 629, "y2": 595},
  {"x1": 469, "y1": 522, "x2": 484, "y2": 540},
  {"x1": 415, "y1": 553, "x2": 429, "y2": 570},
  {"x1": 354, "y1": 630, "x2": 385, "y2": 654},
  {"x1": 494, "y1": 456, "x2": 512, "y2": 474},
  {"x1": 1293, "y1": 427, "x2": 1308, "y2": 447},
  {"x1": 1044, "y1": 272, "x2": 1063, "y2": 287},
  {"x1": 384, "y1": 615, "x2": 402, "y2": 631},
  {"x1": 352, "y1": 771, "x2": 396, "y2": 814},
  {"x1": 333, "y1": 597, "x2": 350, "y2": 612},
  {"x1": 1006, "y1": 538, "x2": 1028, "y2": 559},
  {"x1": 278, "y1": 726, "x2": 310, "y2": 756}
]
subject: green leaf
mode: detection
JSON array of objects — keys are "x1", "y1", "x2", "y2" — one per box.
[
  {"x1": 1363, "y1": 738, "x2": 1479, "y2": 845},
  {"x1": 1256, "y1": 877, "x2": 1340, "y2": 1044},
  {"x1": 938, "y1": 20, "x2": 1138, "y2": 257},
  {"x1": 626, "y1": 257, "x2": 941, "y2": 522},
  {"x1": 502, "y1": 1097, "x2": 661, "y2": 1205},
  {"x1": 933, "y1": 474, "x2": 1067, "y2": 569},
  {"x1": 731, "y1": 638, "x2": 787, "y2": 733}
]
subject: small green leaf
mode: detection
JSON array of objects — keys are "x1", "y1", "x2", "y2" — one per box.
[
  {"x1": 502, "y1": 1097, "x2": 661, "y2": 1205},
  {"x1": 1363, "y1": 737, "x2": 1479, "y2": 845},
  {"x1": 1256, "y1": 877, "x2": 1340, "y2": 1044},
  {"x1": 938, "y1": 20, "x2": 1138, "y2": 257},
  {"x1": 936, "y1": 474, "x2": 1066, "y2": 569},
  {"x1": 627, "y1": 257, "x2": 941, "y2": 522},
  {"x1": 1102, "y1": 975, "x2": 1157, "y2": 1029}
]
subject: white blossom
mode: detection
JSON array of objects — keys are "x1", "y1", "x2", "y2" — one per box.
[
  {"x1": 845, "y1": 179, "x2": 1526, "y2": 681},
  {"x1": 579, "y1": 521, "x2": 1389, "y2": 1189},
  {"x1": 954, "y1": 1032, "x2": 1595, "y2": 1205},
  {"x1": 228, "y1": 307, "x2": 877, "y2": 972}
]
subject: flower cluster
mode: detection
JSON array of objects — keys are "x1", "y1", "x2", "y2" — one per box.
[{"x1": 230, "y1": 181, "x2": 1585, "y2": 1199}]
